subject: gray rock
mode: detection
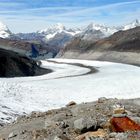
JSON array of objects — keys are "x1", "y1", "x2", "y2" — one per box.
[
  {"x1": 109, "y1": 132, "x2": 117, "y2": 138},
  {"x1": 74, "y1": 117, "x2": 97, "y2": 132},
  {"x1": 8, "y1": 132, "x2": 17, "y2": 138},
  {"x1": 98, "y1": 97, "x2": 107, "y2": 103},
  {"x1": 129, "y1": 116, "x2": 140, "y2": 124},
  {"x1": 74, "y1": 118, "x2": 85, "y2": 130},
  {"x1": 54, "y1": 136, "x2": 63, "y2": 140},
  {"x1": 85, "y1": 136, "x2": 104, "y2": 140},
  {"x1": 53, "y1": 135, "x2": 70, "y2": 140},
  {"x1": 115, "y1": 133, "x2": 128, "y2": 140}
]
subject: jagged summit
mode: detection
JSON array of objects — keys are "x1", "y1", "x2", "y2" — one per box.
[
  {"x1": 86, "y1": 22, "x2": 106, "y2": 30},
  {"x1": 1, "y1": 19, "x2": 140, "y2": 51},
  {"x1": 123, "y1": 19, "x2": 140, "y2": 30},
  {"x1": 37, "y1": 23, "x2": 81, "y2": 42},
  {"x1": 84, "y1": 22, "x2": 118, "y2": 36},
  {"x1": 0, "y1": 21, "x2": 11, "y2": 38},
  {"x1": 53, "y1": 23, "x2": 66, "y2": 30},
  {"x1": 38, "y1": 23, "x2": 81, "y2": 36},
  {"x1": 38, "y1": 23, "x2": 66, "y2": 34}
]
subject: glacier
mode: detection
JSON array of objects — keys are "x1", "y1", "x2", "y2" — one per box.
[{"x1": 0, "y1": 59, "x2": 140, "y2": 124}]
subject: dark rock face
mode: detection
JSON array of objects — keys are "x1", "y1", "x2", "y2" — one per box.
[{"x1": 0, "y1": 48, "x2": 51, "y2": 77}]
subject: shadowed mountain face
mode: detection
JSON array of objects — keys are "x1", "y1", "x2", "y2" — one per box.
[{"x1": 0, "y1": 49, "x2": 51, "y2": 77}]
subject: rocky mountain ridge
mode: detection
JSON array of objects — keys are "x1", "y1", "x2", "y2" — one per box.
[
  {"x1": 0, "y1": 19, "x2": 139, "y2": 60},
  {"x1": 61, "y1": 26, "x2": 140, "y2": 65},
  {"x1": 0, "y1": 19, "x2": 140, "y2": 48}
]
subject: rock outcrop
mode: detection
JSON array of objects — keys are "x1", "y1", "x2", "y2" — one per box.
[{"x1": 0, "y1": 48, "x2": 51, "y2": 77}]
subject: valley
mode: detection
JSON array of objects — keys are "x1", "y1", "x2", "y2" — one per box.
[
  {"x1": 0, "y1": 59, "x2": 140, "y2": 125},
  {"x1": 0, "y1": 14, "x2": 140, "y2": 140}
]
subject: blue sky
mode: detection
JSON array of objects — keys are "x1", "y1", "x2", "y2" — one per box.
[{"x1": 0, "y1": 0, "x2": 140, "y2": 33}]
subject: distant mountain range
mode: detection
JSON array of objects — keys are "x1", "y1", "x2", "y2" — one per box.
[
  {"x1": 0, "y1": 19, "x2": 140, "y2": 59},
  {"x1": 77, "y1": 19, "x2": 140, "y2": 41},
  {"x1": 1, "y1": 19, "x2": 140, "y2": 42},
  {"x1": 15, "y1": 23, "x2": 81, "y2": 50}
]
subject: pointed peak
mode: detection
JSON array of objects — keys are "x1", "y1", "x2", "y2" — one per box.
[
  {"x1": 133, "y1": 19, "x2": 140, "y2": 25},
  {"x1": 0, "y1": 21, "x2": 9, "y2": 30},
  {"x1": 54, "y1": 23, "x2": 65, "y2": 30},
  {"x1": 123, "y1": 19, "x2": 140, "y2": 30},
  {"x1": 126, "y1": 19, "x2": 140, "y2": 26},
  {"x1": 88, "y1": 22, "x2": 102, "y2": 27},
  {"x1": 38, "y1": 23, "x2": 66, "y2": 33},
  {"x1": 0, "y1": 21, "x2": 11, "y2": 38},
  {"x1": 86, "y1": 22, "x2": 108, "y2": 30}
]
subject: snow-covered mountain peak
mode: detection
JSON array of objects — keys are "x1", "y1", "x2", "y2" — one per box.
[
  {"x1": 135, "y1": 19, "x2": 140, "y2": 24},
  {"x1": 38, "y1": 23, "x2": 66, "y2": 34},
  {"x1": 129, "y1": 19, "x2": 140, "y2": 26},
  {"x1": 38, "y1": 23, "x2": 81, "y2": 41},
  {"x1": 0, "y1": 21, "x2": 11, "y2": 38},
  {"x1": 87, "y1": 22, "x2": 106, "y2": 31},
  {"x1": 84, "y1": 22, "x2": 118, "y2": 36},
  {"x1": 123, "y1": 19, "x2": 140, "y2": 30},
  {"x1": 0, "y1": 21, "x2": 8, "y2": 30},
  {"x1": 54, "y1": 23, "x2": 65, "y2": 30}
]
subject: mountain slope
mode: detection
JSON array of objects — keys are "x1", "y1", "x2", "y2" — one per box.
[
  {"x1": 0, "y1": 38, "x2": 41, "y2": 55},
  {"x1": 61, "y1": 27, "x2": 140, "y2": 65},
  {"x1": 78, "y1": 23, "x2": 118, "y2": 41},
  {"x1": 76, "y1": 19, "x2": 140, "y2": 42}
]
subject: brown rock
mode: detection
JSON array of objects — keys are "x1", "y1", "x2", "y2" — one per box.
[
  {"x1": 66, "y1": 101, "x2": 77, "y2": 107},
  {"x1": 110, "y1": 116, "x2": 140, "y2": 132},
  {"x1": 113, "y1": 108, "x2": 126, "y2": 115},
  {"x1": 75, "y1": 129, "x2": 107, "y2": 140},
  {"x1": 0, "y1": 138, "x2": 5, "y2": 140}
]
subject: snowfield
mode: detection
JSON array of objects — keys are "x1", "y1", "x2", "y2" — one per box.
[{"x1": 0, "y1": 58, "x2": 140, "y2": 123}]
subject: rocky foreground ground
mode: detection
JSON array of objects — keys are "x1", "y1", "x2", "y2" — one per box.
[{"x1": 0, "y1": 98, "x2": 140, "y2": 140}]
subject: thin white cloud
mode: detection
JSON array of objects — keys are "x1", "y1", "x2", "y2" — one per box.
[
  {"x1": 49, "y1": 0, "x2": 140, "y2": 17},
  {"x1": 0, "y1": 0, "x2": 140, "y2": 32}
]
